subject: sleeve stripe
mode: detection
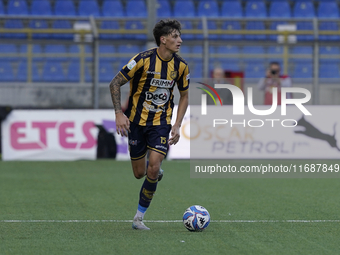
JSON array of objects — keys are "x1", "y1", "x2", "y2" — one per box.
[{"x1": 119, "y1": 71, "x2": 130, "y2": 81}]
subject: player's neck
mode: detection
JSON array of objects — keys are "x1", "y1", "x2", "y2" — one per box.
[{"x1": 157, "y1": 47, "x2": 173, "y2": 61}]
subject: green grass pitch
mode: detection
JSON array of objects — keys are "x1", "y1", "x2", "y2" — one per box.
[{"x1": 1, "y1": 160, "x2": 340, "y2": 255}]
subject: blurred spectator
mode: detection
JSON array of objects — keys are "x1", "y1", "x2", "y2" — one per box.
[
  {"x1": 207, "y1": 67, "x2": 233, "y2": 105},
  {"x1": 258, "y1": 61, "x2": 292, "y2": 105}
]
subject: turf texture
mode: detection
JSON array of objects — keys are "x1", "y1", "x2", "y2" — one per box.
[{"x1": 1, "y1": 160, "x2": 340, "y2": 255}]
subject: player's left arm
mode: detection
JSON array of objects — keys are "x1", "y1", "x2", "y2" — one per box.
[
  {"x1": 169, "y1": 65, "x2": 190, "y2": 145},
  {"x1": 169, "y1": 89, "x2": 188, "y2": 145}
]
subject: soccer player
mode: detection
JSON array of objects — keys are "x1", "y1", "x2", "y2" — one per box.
[{"x1": 109, "y1": 19, "x2": 190, "y2": 230}]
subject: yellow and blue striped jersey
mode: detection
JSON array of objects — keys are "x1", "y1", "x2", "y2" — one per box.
[{"x1": 120, "y1": 48, "x2": 190, "y2": 126}]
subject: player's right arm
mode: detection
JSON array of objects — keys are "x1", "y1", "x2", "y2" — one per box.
[{"x1": 109, "y1": 72, "x2": 130, "y2": 137}]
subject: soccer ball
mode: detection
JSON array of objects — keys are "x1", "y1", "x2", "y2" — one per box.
[{"x1": 182, "y1": 205, "x2": 210, "y2": 231}]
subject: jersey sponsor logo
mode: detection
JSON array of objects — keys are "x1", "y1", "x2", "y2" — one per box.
[
  {"x1": 150, "y1": 78, "x2": 174, "y2": 88},
  {"x1": 146, "y1": 71, "x2": 160, "y2": 75},
  {"x1": 186, "y1": 73, "x2": 190, "y2": 80},
  {"x1": 155, "y1": 145, "x2": 167, "y2": 151},
  {"x1": 127, "y1": 60, "x2": 136, "y2": 70},
  {"x1": 145, "y1": 88, "x2": 170, "y2": 106},
  {"x1": 142, "y1": 102, "x2": 165, "y2": 113}
]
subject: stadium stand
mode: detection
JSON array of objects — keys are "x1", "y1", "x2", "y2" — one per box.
[
  {"x1": 245, "y1": 1, "x2": 267, "y2": 18},
  {"x1": 54, "y1": 0, "x2": 76, "y2": 16},
  {"x1": 157, "y1": 0, "x2": 172, "y2": 17},
  {"x1": 245, "y1": 21, "x2": 266, "y2": 40},
  {"x1": 29, "y1": 20, "x2": 50, "y2": 39},
  {"x1": 317, "y1": 1, "x2": 339, "y2": 18},
  {"x1": 45, "y1": 44, "x2": 68, "y2": 62},
  {"x1": 124, "y1": 21, "x2": 147, "y2": 40},
  {"x1": 197, "y1": 0, "x2": 219, "y2": 17},
  {"x1": 78, "y1": 0, "x2": 100, "y2": 17},
  {"x1": 102, "y1": 0, "x2": 125, "y2": 17},
  {"x1": 100, "y1": 21, "x2": 122, "y2": 40},
  {"x1": 42, "y1": 61, "x2": 65, "y2": 82},
  {"x1": 221, "y1": 1, "x2": 243, "y2": 17},
  {"x1": 0, "y1": 62, "x2": 15, "y2": 81},
  {"x1": 319, "y1": 22, "x2": 340, "y2": 41},
  {"x1": 126, "y1": 0, "x2": 147, "y2": 17},
  {"x1": 30, "y1": 0, "x2": 52, "y2": 16},
  {"x1": 179, "y1": 20, "x2": 195, "y2": 40},
  {"x1": 6, "y1": 0, "x2": 28, "y2": 15},
  {"x1": 99, "y1": 61, "x2": 115, "y2": 82},
  {"x1": 173, "y1": 0, "x2": 196, "y2": 17},
  {"x1": 291, "y1": 61, "x2": 313, "y2": 78},
  {"x1": 296, "y1": 22, "x2": 314, "y2": 41},
  {"x1": 269, "y1": 1, "x2": 291, "y2": 18},
  {"x1": 293, "y1": 1, "x2": 315, "y2": 18},
  {"x1": 0, "y1": 0, "x2": 4, "y2": 15},
  {"x1": 221, "y1": 21, "x2": 242, "y2": 40},
  {"x1": 197, "y1": 21, "x2": 218, "y2": 40},
  {"x1": 52, "y1": 20, "x2": 73, "y2": 40}
]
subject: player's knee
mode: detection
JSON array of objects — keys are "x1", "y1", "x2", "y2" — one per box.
[
  {"x1": 147, "y1": 163, "x2": 160, "y2": 179},
  {"x1": 134, "y1": 172, "x2": 145, "y2": 179}
]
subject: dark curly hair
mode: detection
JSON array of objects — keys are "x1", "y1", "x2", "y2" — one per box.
[{"x1": 153, "y1": 19, "x2": 182, "y2": 47}]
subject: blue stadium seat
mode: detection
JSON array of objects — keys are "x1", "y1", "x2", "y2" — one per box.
[
  {"x1": 317, "y1": 2, "x2": 339, "y2": 18},
  {"x1": 296, "y1": 22, "x2": 314, "y2": 41},
  {"x1": 31, "y1": 44, "x2": 43, "y2": 61},
  {"x1": 243, "y1": 46, "x2": 265, "y2": 54},
  {"x1": 66, "y1": 61, "x2": 80, "y2": 82},
  {"x1": 157, "y1": 0, "x2": 172, "y2": 17},
  {"x1": 216, "y1": 45, "x2": 239, "y2": 54},
  {"x1": 17, "y1": 61, "x2": 27, "y2": 81},
  {"x1": 29, "y1": 20, "x2": 50, "y2": 39},
  {"x1": 125, "y1": 21, "x2": 147, "y2": 40},
  {"x1": 220, "y1": 60, "x2": 241, "y2": 72},
  {"x1": 69, "y1": 45, "x2": 80, "y2": 61},
  {"x1": 293, "y1": 1, "x2": 315, "y2": 18},
  {"x1": 30, "y1": 0, "x2": 52, "y2": 16},
  {"x1": 0, "y1": 62, "x2": 15, "y2": 81},
  {"x1": 54, "y1": 0, "x2": 76, "y2": 16},
  {"x1": 245, "y1": 21, "x2": 266, "y2": 40},
  {"x1": 118, "y1": 44, "x2": 140, "y2": 54},
  {"x1": 179, "y1": 20, "x2": 194, "y2": 40},
  {"x1": 319, "y1": 46, "x2": 340, "y2": 55},
  {"x1": 99, "y1": 61, "x2": 114, "y2": 82},
  {"x1": 197, "y1": 21, "x2": 218, "y2": 40},
  {"x1": 191, "y1": 63, "x2": 202, "y2": 78},
  {"x1": 244, "y1": 62, "x2": 265, "y2": 78},
  {"x1": 267, "y1": 46, "x2": 284, "y2": 55},
  {"x1": 42, "y1": 61, "x2": 66, "y2": 82},
  {"x1": 245, "y1": 1, "x2": 267, "y2": 17},
  {"x1": 179, "y1": 45, "x2": 190, "y2": 54},
  {"x1": 102, "y1": 0, "x2": 125, "y2": 17},
  {"x1": 126, "y1": 0, "x2": 147, "y2": 17},
  {"x1": 319, "y1": 22, "x2": 340, "y2": 41},
  {"x1": 99, "y1": 45, "x2": 116, "y2": 54},
  {"x1": 221, "y1": 1, "x2": 243, "y2": 17},
  {"x1": 173, "y1": 0, "x2": 196, "y2": 17},
  {"x1": 0, "y1": 44, "x2": 18, "y2": 61},
  {"x1": 197, "y1": 0, "x2": 219, "y2": 17},
  {"x1": 52, "y1": 20, "x2": 73, "y2": 40},
  {"x1": 221, "y1": 21, "x2": 242, "y2": 40},
  {"x1": 319, "y1": 63, "x2": 340, "y2": 79},
  {"x1": 100, "y1": 21, "x2": 122, "y2": 40},
  {"x1": 291, "y1": 61, "x2": 313, "y2": 78},
  {"x1": 291, "y1": 46, "x2": 313, "y2": 54},
  {"x1": 45, "y1": 45, "x2": 68, "y2": 61},
  {"x1": 0, "y1": 0, "x2": 5, "y2": 14},
  {"x1": 192, "y1": 45, "x2": 203, "y2": 54},
  {"x1": 6, "y1": 0, "x2": 28, "y2": 15},
  {"x1": 78, "y1": 0, "x2": 100, "y2": 17},
  {"x1": 269, "y1": 1, "x2": 291, "y2": 18}
]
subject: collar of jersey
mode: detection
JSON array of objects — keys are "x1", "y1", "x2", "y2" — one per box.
[{"x1": 156, "y1": 48, "x2": 174, "y2": 62}]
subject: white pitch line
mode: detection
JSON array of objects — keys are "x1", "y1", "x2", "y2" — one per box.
[{"x1": 1, "y1": 220, "x2": 340, "y2": 223}]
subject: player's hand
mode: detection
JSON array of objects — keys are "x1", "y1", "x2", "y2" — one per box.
[
  {"x1": 115, "y1": 112, "x2": 130, "y2": 137},
  {"x1": 169, "y1": 124, "x2": 180, "y2": 145}
]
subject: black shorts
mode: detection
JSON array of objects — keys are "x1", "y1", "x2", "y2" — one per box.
[{"x1": 128, "y1": 122, "x2": 172, "y2": 160}]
